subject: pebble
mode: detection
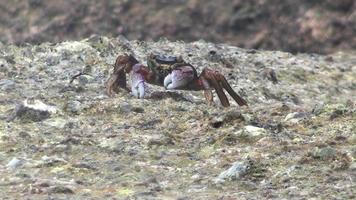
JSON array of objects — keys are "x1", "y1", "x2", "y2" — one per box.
[
  {"x1": 0, "y1": 79, "x2": 15, "y2": 91},
  {"x1": 236, "y1": 126, "x2": 268, "y2": 141},
  {"x1": 350, "y1": 162, "x2": 356, "y2": 171},
  {"x1": 284, "y1": 112, "x2": 308, "y2": 123},
  {"x1": 11, "y1": 99, "x2": 57, "y2": 122},
  {"x1": 311, "y1": 146, "x2": 337, "y2": 160},
  {"x1": 214, "y1": 161, "x2": 250, "y2": 183},
  {"x1": 6, "y1": 157, "x2": 25, "y2": 170},
  {"x1": 50, "y1": 185, "x2": 74, "y2": 194},
  {"x1": 65, "y1": 100, "x2": 84, "y2": 114}
]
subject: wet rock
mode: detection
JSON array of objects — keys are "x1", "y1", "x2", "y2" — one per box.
[{"x1": 10, "y1": 99, "x2": 57, "y2": 122}]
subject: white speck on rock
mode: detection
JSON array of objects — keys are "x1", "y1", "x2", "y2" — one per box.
[
  {"x1": 6, "y1": 157, "x2": 25, "y2": 170},
  {"x1": 23, "y1": 99, "x2": 57, "y2": 114},
  {"x1": 237, "y1": 125, "x2": 268, "y2": 141}
]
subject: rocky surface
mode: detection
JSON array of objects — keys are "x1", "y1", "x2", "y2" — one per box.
[
  {"x1": 0, "y1": 36, "x2": 355, "y2": 199},
  {"x1": 0, "y1": 0, "x2": 355, "y2": 54}
]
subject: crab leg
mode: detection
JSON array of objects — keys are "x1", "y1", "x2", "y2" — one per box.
[{"x1": 200, "y1": 68, "x2": 247, "y2": 107}]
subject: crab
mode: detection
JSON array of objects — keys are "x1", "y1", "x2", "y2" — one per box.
[{"x1": 106, "y1": 53, "x2": 247, "y2": 107}]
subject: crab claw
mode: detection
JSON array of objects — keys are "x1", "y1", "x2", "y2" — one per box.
[
  {"x1": 164, "y1": 66, "x2": 195, "y2": 90},
  {"x1": 131, "y1": 64, "x2": 146, "y2": 98}
]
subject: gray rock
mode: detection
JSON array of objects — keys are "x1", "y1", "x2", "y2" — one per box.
[
  {"x1": 350, "y1": 162, "x2": 356, "y2": 171},
  {"x1": 0, "y1": 79, "x2": 15, "y2": 91},
  {"x1": 214, "y1": 160, "x2": 250, "y2": 183},
  {"x1": 65, "y1": 100, "x2": 82, "y2": 114},
  {"x1": 312, "y1": 146, "x2": 337, "y2": 160},
  {"x1": 119, "y1": 102, "x2": 133, "y2": 113},
  {"x1": 6, "y1": 157, "x2": 25, "y2": 170},
  {"x1": 236, "y1": 125, "x2": 268, "y2": 141},
  {"x1": 284, "y1": 112, "x2": 308, "y2": 123},
  {"x1": 49, "y1": 185, "x2": 74, "y2": 194},
  {"x1": 10, "y1": 99, "x2": 57, "y2": 122}
]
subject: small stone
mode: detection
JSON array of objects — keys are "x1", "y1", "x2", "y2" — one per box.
[
  {"x1": 236, "y1": 126, "x2": 268, "y2": 141},
  {"x1": 131, "y1": 107, "x2": 145, "y2": 113},
  {"x1": 214, "y1": 160, "x2": 250, "y2": 183},
  {"x1": 119, "y1": 102, "x2": 132, "y2": 113},
  {"x1": 18, "y1": 131, "x2": 31, "y2": 139},
  {"x1": 43, "y1": 118, "x2": 67, "y2": 128},
  {"x1": 0, "y1": 79, "x2": 15, "y2": 91},
  {"x1": 73, "y1": 162, "x2": 97, "y2": 170},
  {"x1": 284, "y1": 112, "x2": 308, "y2": 123},
  {"x1": 312, "y1": 102, "x2": 325, "y2": 115},
  {"x1": 50, "y1": 185, "x2": 74, "y2": 194},
  {"x1": 6, "y1": 157, "x2": 25, "y2": 170},
  {"x1": 350, "y1": 162, "x2": 356, "y2": 171},
  {"x1": 46, "y1": 56, "x2": 60, "y2": 66},
  {"x1": 147, "y1": 135, "x2": 174, "y2": 147},
  {"x1": 312, "y1": 146, "x2": 337, "y2": 160},
  {"x1": 210, "y1": 110, "x2": 244, "y2": 128},
  {"x1": 10, "y1": 99, "x2": 57, "y2": 122},
  {"x1": 65, "y1": 100, "x2": 82, "y2": 114}
]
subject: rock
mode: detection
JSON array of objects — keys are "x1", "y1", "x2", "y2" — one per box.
[
  {"x1": 214, "y1": 160, "x2": 251, "y2": 183},
  {"x1": 311, "y1": 146, "x2": 337, "y2": 160},
  {"x1": 65, "y1": 100, "x2": 83, "y2": 114},
  {"x1": 119, "y1": 102, "x2": 132, "y2": 113},
  {"x1": 147, "y1": 134, "x2": 174, "y2": 147},
  {"x1": 45, "y1": 56, "x2": 60, "y2": 66},
  {"x1": 10, "y1": 99, "x2": 57, "y2": 122},
  {"x1": 43, "y1": 118, "x2": 67, "y2": 128},
  {"x1": 236, "y1": 126, "x2": 268, "y2": 141},
  {"x1": 50, "y1": 185, "x2": 74, "y2": 194},
  {"x1": 6, "y1": 157, "x2": 25, "y2": 170},
  {"x1": 209, "y1": 110, "x2": 245, "y2": 128},
  {"x1": 284, "y1": 112, "x2": 308, "y2": 123},
  {"x1": 350, "y1": 162, "x2": 356, "y2": 171},
  {"x1": 131, "y1": 107, "x2": 145, "y2": 113},
  {"x1": 37, "y1": 155, "x2": 68, "y2": 167},
  {"x1": 312, "y1": 102, "x2": 325, "y2": 116},
  {"x1": 0, "y1": 79, "x2": 15, "y2": 91}
]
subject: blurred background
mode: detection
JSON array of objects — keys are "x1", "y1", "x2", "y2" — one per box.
[{"x1": 0, "y1": 0, "x2": 355, "y2": 54}]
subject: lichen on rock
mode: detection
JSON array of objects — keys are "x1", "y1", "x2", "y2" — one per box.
[{"x1": 0, "y1": 36, "x2": 355, "y2": 199}]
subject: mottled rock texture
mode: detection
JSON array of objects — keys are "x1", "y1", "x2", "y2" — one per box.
[
  {"x1": 0, "y1": 0, "x2": 355, "y2": 54},
  {"x1": 0, "y1": 36, "x2": 355, "y2": 199}
]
